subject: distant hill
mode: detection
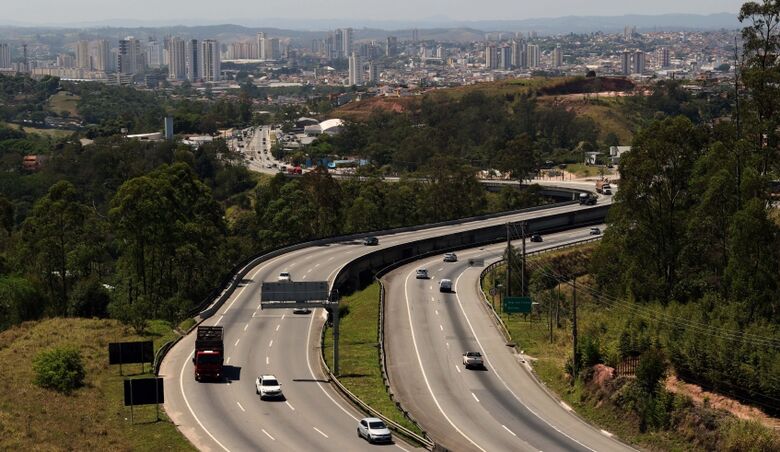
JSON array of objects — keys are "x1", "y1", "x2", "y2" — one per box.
[{"x1": 0, "y1": 13, "x2": 739, "y2": 42}]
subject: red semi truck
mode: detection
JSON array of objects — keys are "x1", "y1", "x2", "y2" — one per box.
[{"x1": 193, "y1": 326, "x2": 224, "y2": 381}]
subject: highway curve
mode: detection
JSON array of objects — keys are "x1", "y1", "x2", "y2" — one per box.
[
  {"x1": 383, "y1": 227, "x2": 635, "y2": 452},
  {"x1": 160, "y1": 182, "x2": 608, "y2": 451}
]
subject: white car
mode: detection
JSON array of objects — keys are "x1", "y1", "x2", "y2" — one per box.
[
  {"x1": 357, "y1": 417, "x2": 392, "y2": 444},
  {"x1": 255, "y1": 375, "x2": 283, "y2": 399},
  {"x1": 463, "y1": 351, "x2": 484, "y2": 369},
  {"x1": 439, "y1": 278, "x2": 453, "y2": 292},
  {"x1": 278, "y1": 272, "x2": 291, "y2": 282},
  {"x1": 415, "y1": 268, "x2": 429, "y2": 279}
]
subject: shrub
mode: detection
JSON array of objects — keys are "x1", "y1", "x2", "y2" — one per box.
[{"x1": 33, "y1": 347, "x2": 86, "y2": 394}]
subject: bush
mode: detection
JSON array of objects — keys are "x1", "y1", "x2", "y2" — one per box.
[
  {"x1": 636, "y1": 347, "x2": 667, "y2": 395},
  {"x1": 33, "y1": 347, "x2": 86, "y2": 394}
]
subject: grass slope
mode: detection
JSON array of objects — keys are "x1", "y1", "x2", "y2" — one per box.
[
  {"x1": 48, "y1": 91, "x2": 81, "y2": 117},
  {"x1": 0, "y1": 318, "x2": 193, "y2": 451},
  {"x1": 323, "y1": 282, "x2": 423, "y2": 435}
]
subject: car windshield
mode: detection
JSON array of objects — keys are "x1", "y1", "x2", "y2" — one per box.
[
  {"x1": 262, "y1": 379, "x2": 279, "y2": 386},
  {"x1": 369, "y1": 421, "x2": 386, "y2": 429},
  {"x1": 467, "y1": 352, "x2": 481, "y2": 357},
  {"x1": 280, "y1": 273, "x2": 289, "y2": 277}
]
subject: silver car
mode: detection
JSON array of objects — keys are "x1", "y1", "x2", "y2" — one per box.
[{"x1": 357, "y1": 417, "x2": 392, "y2": 444}]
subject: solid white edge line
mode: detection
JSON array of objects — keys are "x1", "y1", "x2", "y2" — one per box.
[
  {"x1": 178, "y1": 350, "x2": 231, "y2": 452},
  {"x1": 313, "y1": 426, "x2": 329, "y2": 438},
  {"x1": 403, "y1": 268, "x2": 487, "y2": 452},
  {"x1": 452, "y1": 271, "x2": 598, "y2": 452},
  {"x1": 561, "y1": 402, "x2": 572, "y2": 411},
  {"x1": 601, "y1": 429, "x2": 614, "y2": 437}
]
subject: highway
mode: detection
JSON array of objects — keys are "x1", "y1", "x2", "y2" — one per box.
[
  {"x1": 160, "y1": 182, "x2": 612, "y2": 451},
  {"x1": 383, "y1": 227, "x2": 633, "y2": 452}
]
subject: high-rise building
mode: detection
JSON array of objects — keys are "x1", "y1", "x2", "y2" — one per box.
[
  {"x1": 621, "y1": 49, "x2": 631, "y2": 75},
  {"x1": 0, "y1": 43, "x2": 11, "y2": 69},
  {"x1": 412, "y1": 29, "x2": 419, "y2": 43},
  {"x1": 342, "y1": 28, "x2": 353, "y2": 58},
  {"x1": 76, "y1": 40, "x2": 90, "y2": 69},
  {"x1": 332, "y1": 28, "x2": 353, "y2": 58},
  {"x1": 348, "y1": 51, "x2": 362, "y2": 85},
  {"x1": 265, "y1": 38, "x2": 280, "y2": 60},
  {"x1": 436, "y1": 45, "x2": 445, "y2": 60},
  {"x1": 552, "y1": 45, "x2": 563, "y2": 68},
  {"x1": 256, "y1": 32, "x2": 266, "y2": 59},
  {"x1": 94, "y1": 40, "x2": 110, "y2": 72},
  {"x1": 511, "y1": 39, "x2": 526, "y2": 68},
  {"x1": 526, "y1": 44, "x2": 540, "y2": 68},
  {"x1": 168, "y1": 37, "x2": 187, "y2": 80},
  {"x1": 118, "y1": 37, "x2": 143, "y2": 75},
  {"x1": 485, "y1": 44, "x2": 497, "y2": 69},
  {"x1": 146, "y1": 40, "x2": 164, "y2": 68},
  {"x1": 368, "y1": 62, "x2": 380, "y2": 84},
  {"x1": 657, "y1": 46, "x2": 671, "y2": 68},
  {"x1": 186, "y1": 39, "x2": 199, "y2": 81},
  {"x1": 634, "y1": 50, "x2": 645, "y2": 74},
  {"x1": 498, "y1": 46, "x2": 512, "y2": 70},
  {"x1": 200, "y1": 39, "x2": 220, "y2": 82},
  {"x1": 386, "y1": 36, "x2": 398, "y2": 57}
]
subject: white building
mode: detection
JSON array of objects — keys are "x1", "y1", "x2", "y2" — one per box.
[
  {"x1": 526, "y1": 44, "x2": 540, "y2": 68},
  {"x1": 348, "y1": 51, "x2": 362, "y2": 85},
  {"x1": 94, "y1": 40, "x2": 110, "y2": 72},
  {"x1": 168, "y1": 37, "x2": 187, "y2": 80},
  {"x1": 76, "y1": 40, "x2": 90, "y2": 69}
]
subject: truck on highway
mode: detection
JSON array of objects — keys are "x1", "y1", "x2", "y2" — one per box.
[
  {"x1": 194, "y1": 326, "x2": 224, "y2": 381},
  {"x1": 596, "y1": 179, "x2": 612, "y2": 195},
  {"x1": 579, "y1": 193, "x2": 597, "y2": 205}
]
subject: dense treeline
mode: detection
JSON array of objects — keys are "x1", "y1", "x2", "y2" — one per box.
[
  {"x1": 588, "y1": 1, "x2": 780, "y2": 415},
  {"x1": 0, "y1": 120, "x2": 547, "y2": 331},
  {"x1": 0, "y1": 75, "x2": 60, "y2": 124}
]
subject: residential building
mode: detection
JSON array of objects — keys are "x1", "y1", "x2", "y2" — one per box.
[
  {"x1": 94, "y1": 40, "x2": 110, "y2": 72},
  {"x1": 368, "y1": 61, "x2": 380, "y2": 83},
  {"x1": 527, "y1": 44, "x2": 540, "y2": 68},
  {"x1": 76, "y1": 40, "x2": 90, "y2": 69},
  {"x1": 485, "y1": 44, "x2": 497, "y2": 69},
  {"x1": 386, "y1": 36, "x2": 398, "y2": 57},
  {"x1": 552, "y1": 45, "x2": 563, "y2": 67},
  {"x1": 146, "y1": 40, "x2": 164, "y2": 68},
  {"x1": 0, "y1": 43, "x2": 11, "y2": 68},
  {"x1": 348, "y1": 51, "x2": 362, "y2": 85},
  {"x1": 498, "y1": 46, "x2": 512, "y2": 70},
  {"x1": 168, "y1": 37, "x2": 186, "y2": 80},
  {"x1": 634, "y1": 50, "x2": 645, "y2": 74},
  {"x1": 118, "y1": 37, "x2": 143, "y2": 75},
  {"x1": 657, "y1": 46, "x2": 671, "y2": 68},
  {"x1": 621, "y1": 49, "x2": 631, "y2": 75},
  {"x1": 511, "y1": 39, "x2": 526, "y2": 68},
  {"x1": 200, "y1": 39, "x2": 220, "y2": 81}
]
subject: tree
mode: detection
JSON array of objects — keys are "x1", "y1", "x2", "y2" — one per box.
[
  {"x1": 33, "y1": 347, "x2": 85, "y2": 394},
  {"x1": 17, "y1": 181, "x2": 101, "y2": 314},
  {"x1": 636, "y1": 348, "x2": 667, "y2": 395}
]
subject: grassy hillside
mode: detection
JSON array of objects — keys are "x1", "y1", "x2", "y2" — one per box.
[
  {"x1": 47, "y1": 91, "x2": 81, "y2": 118},
  {"x1": 0, "y1": 318, "x2": 193, "y2": 451}
]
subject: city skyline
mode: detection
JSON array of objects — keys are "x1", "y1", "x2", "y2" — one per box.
[{"x1": 2, "y1": 1, "x2": 744, "y2": 27}]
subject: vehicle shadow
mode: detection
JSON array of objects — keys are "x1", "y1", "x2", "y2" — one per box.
[{"x1": 223, "y1": 365, "x2": 242, "y2": 381}]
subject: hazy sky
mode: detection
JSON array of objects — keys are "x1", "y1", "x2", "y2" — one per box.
[{"x1": 5, "y1": 0, "x2": 745, "y2": 25}]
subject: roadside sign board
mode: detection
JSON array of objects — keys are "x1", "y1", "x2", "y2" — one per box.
[
  {"x1": 261, "y1": 281, "x2": 329, "y2": 302},
  {"x1": 503, "y1": 296, "x2": 533, "y2": 314},
  {"x1": 109, "y1": 341, "x2": 154, "y2": 365},
  {"x1": 123, "y1": 377, "x2": 164, "y2": 406}
]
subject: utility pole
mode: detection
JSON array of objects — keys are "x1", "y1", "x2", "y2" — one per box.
[
  {"x1": 572, "y1": 277, "x2": 578, "y2": 377},
  {"x1": 521, "y1": 222, "x2": 527, "y2": 296},
  {"x1": 506, "y1": 222, "x2": 511, "y2": 299}
]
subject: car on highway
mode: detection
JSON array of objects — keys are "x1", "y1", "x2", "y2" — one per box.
[
  {"x1": 590, "y1": 227, "x2": 601, "y2": 235},
  {"x1": 443, "y1": 253, "x2": 458, "y2": 262},
  {"x1": 530, "y1": 233, "x2": 543, "y2": 243},
  {"x1": 278, "y1": 272, "x2": 292, "y2": 282},
  {"x1": 415, "y1": 268, "x2": 429, "y2": 279},
  {"x1": 439, "y1": 278, "x2": 453, "y2": 292},
  {"x1": 357, "y1": 417, "x2": 392, "y2": 444},
  {"x1": 363, "y1": 236, "x2": 379, "y2": 246},
  {"x1": 462, "y1": 351, "x2": 484, "y2": 369},
  {"x1": 255, "y1": 375, "x2": 283, "y2": 400},
  {"x1": 293, "y1": 305, "x2": 311, "y2": 314}
]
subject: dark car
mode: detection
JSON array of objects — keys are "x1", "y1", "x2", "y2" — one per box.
[
  {"x1": 530, "y1": 233, "x2": 543, "y2": 243},
  {"x1": 363, "y1": 236, "x2": 379, "y2": 246}
]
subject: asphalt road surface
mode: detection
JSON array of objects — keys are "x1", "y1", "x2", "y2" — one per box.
[
  {"x1": 383, "y1": 226, "x2": 634, "y2": 452},
  {"x1": 160, "y1": 182, "x2": 612, "y2": 451}
]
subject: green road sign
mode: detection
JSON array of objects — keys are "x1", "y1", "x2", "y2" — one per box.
[{"x1": 503, "y1": 296, "x2": 532, "y2": 314}]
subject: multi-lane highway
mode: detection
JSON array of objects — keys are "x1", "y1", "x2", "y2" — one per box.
[
  {"x1": 160, "y1": 182, "x2": 614, "y2": 451},
  {"x1": 383, "y1": 227, "x2": 633, "y2": 452}
]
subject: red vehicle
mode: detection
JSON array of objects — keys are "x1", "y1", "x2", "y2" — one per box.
[
  {"x1": 193, "y1": 326, "x2": 224, "y2": 381},
  {"x1": 287, "y1": 166, "x2": 303, "y2": 175}
]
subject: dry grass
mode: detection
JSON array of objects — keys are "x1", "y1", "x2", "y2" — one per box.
[
  {"x1": 48, "y1": 91, "x2": 81, "y2": 117},
  {"x1": 0, "y1": 318, "x2": 193, "y2": 451}
]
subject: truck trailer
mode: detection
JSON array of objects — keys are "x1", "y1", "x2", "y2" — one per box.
[{"x1": 193, "y1": 326, "x2": 224, "y2": 381}]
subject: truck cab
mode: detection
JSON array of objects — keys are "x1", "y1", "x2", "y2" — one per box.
[{"x1": 194, "y1": 326, "x2": 224, "y2": 381}]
